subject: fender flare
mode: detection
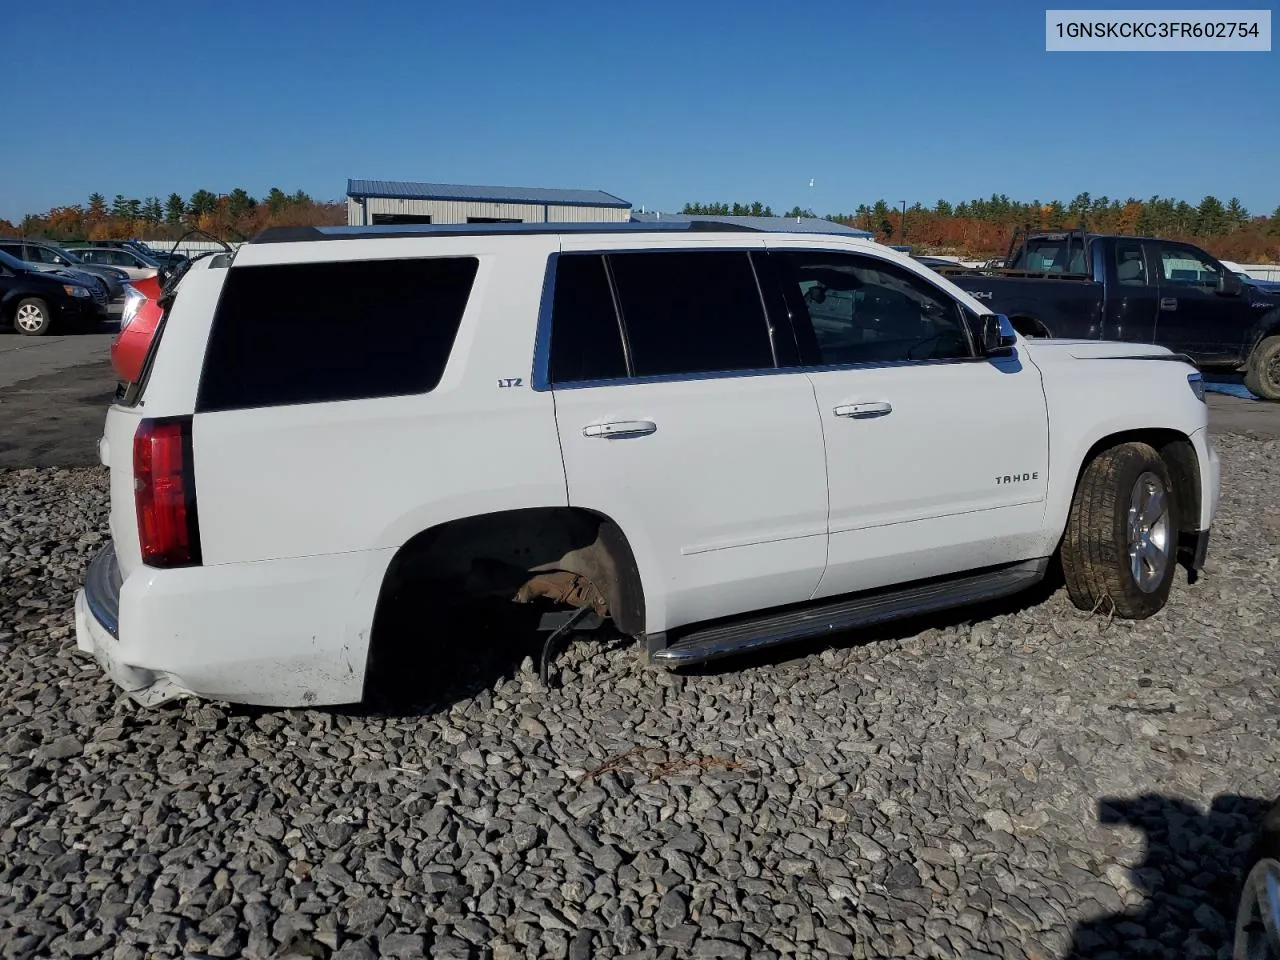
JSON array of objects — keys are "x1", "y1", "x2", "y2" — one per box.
[{"x1": 1244, "y1": 307, "x2": 1280, "y2": 360}]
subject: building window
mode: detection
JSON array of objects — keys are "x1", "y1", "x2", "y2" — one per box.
[{"x1": 371, "y1": 213, "x2": 433, "y2": 225}]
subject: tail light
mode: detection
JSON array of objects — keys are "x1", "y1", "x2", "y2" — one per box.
[{"x1": 134, "y1": 417, "x2": 201, "y2": 567}]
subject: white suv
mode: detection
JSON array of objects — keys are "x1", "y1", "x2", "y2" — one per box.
[{"x1": 75, "y1": 222, "x2": 1221, "y2": 707}]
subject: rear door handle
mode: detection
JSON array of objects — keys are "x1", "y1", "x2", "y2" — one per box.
[
  {"x1": 1160, "y1": 298, "x2": 1177, "y2": 311},
  {"x1": 582, "y1": 420, "x2": 657, "y2": 439},
  {"x1": 833, "y1": 402, "x2": 892, "y2": 419}
]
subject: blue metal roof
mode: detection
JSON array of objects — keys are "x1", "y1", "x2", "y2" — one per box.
[
  {"x1": 347, "y1": 179, "x2": 631, "y2": 209},
  {"x1": 629, "y1": 211, "x2": 873, "y2": 237}
]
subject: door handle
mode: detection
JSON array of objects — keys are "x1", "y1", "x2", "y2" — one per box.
[
  {"x1": 833, "y1": 401, "x2": 892, "y2": 419},
  {"x1": 582, "y1": 420, "x2": 657, "y2": 439},
  {"x1": 1160, "y1": 298, "x2": 1177, "y2": 311}
]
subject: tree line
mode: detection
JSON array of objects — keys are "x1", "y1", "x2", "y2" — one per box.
[
  {"x1": 5, "y1": 189, "x2": 1277, "y2": 262},
  {"x1": 684, "y1": 193, "x2": 1280, "y2": 262},
  {"x1": 0, "y1": 188, "x2": 345, "y2": 243}
]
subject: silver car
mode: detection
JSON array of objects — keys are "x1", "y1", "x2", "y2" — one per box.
[{"x1": 66, "y1": 244, "x2": 161, "y2": 282}]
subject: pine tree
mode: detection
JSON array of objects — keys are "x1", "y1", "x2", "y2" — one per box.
[
  {"x1": 1196, "y1": 196, "x2": 1228, "y2": 235},
  {"x1": 1226, "y1": 197, "x2": 1248, "y2": 228},
  {"x1": 110, "y1": 194, "x2": 130, "y2": 218},
  {"x1": 188, "y1": 190, "x2": 218, "y2": 216},
  {"x1": 87, "y1": 193, "x2": 107, "y2": 221},
  {"x1": 227, "y1": 188, "x2": 256, "y2": 218},
  {"x1": 165, "y1": 193, "x2": 186, "y2": 225}
]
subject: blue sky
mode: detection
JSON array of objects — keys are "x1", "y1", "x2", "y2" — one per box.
[{"x1": 2, "y1": 0, "x2": 1276, "y2": 222}]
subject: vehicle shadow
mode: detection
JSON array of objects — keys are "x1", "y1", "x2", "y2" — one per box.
[
  {"x1": 1064, "y1": 792, "x2": 1270, "y2": 958},
  {"x1": 353, "y1": 591, "x2": 627, "y2": 718}
]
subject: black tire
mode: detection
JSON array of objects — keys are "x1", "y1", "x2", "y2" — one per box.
[
  {"x1": 1060, "y1": 441, "x2": 1179, "y2": 618},
  {"x1": 1232, "y1": 798, "x2": 1280, "y2": 959},
  {"x1": 12, "y1": 298, "x2": 52, "y2": 336},
  {"x1": 1244, "y1": 334, "x2": 1280, "y2": 402}
]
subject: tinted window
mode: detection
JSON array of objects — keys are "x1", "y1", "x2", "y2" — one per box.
[
  {"x1": 771, "y1": 251, "x2": 973, "y2": 365},
  {"x1": 1158, "y1": 244, "x2": 1221, "y2": 287},
  {"x1": 1014, "y1": 237, "x2": 1088, "y2": 274},
  {"x1": 25, "y1": 245, "x2": 54, "y2": 264},
  {"x1": 0, "y1": 243, "x2": 23, "y2": 260},
  {"x1": 608, "y1": 250, "x2": 773, "y2": 377},
  {"x1": 548, "y1": 254, "x2": 628, "y2": 384},
  {"x1": 197, "y1": 257, "x2": 478, "y2": 412},
  {"x1": 1114, "y1": 241, "x2": 1147, "y2": 285}
]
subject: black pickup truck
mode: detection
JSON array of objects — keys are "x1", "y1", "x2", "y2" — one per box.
[{"x1": 938, "y1": 230, "x2": 1280, "y2": 400}]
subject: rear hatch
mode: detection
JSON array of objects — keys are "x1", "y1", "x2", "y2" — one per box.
[{"x1": 100, "y1": 254, "x2": 231, "y2": 582}]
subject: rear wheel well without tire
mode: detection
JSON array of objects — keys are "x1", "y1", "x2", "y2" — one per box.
[
  {"x1": 1009, "y1": 315, "x2": 1051, "y2": 338},
  {"x1": 362, "y1": 507, "x2": 645, "y2": 700}
]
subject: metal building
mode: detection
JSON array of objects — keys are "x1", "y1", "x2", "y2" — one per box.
[{"x1": 346, "y1": 179, "x2": 632, "y2": 227}]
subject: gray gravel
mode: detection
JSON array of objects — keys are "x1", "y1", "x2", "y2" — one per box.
[{"x1": 2, "y1": 435, "x2": 1279, "y2": 960}]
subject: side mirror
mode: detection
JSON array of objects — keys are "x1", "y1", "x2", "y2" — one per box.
[
  {"x1": 1217, "y1": 272, "x2": 1243, "y2": 297},
  {"x1": 976, "y1": 313, "x2": 1018, "y2": 355}
]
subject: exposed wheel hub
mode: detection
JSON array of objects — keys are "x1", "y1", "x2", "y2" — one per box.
[{"x1": 1127, "y1": 471, "x2": 1172, "y2": 593}]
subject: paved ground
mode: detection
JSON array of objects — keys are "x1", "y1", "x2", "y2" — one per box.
[
  {"x1": 1, "y1": 334, "x2": 1278, "y2": 472},
  {"x1": 0, "y1": 331, "x2": 118, "y2": 470}
]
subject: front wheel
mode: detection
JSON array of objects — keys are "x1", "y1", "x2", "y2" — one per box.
[
  {"x1": 1060, "y1": 441, "x2": 1179, "y2": 618},
  {"x1": 12, "y1": 298, "x2": 52, "y2": 336},
  {"x1": 1243, "y1": 335, "x2": 1280, "y2": 401}
]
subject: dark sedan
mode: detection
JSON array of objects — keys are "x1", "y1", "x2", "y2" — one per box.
[{"x1": 0, "y1": 249, "x2": 110, "y2": 335}]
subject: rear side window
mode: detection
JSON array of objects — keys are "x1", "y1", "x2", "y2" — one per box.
[
  {"x1": 1114, "y1": 241, "x2": 1147, "y2": 285},
  {"x1": 608, "y1": 250, "x2": 774, "y2": 377},
  {"x1": 196, "y1": 257, "x2": 478, "y2": 412},
  {"x1": 547, "y1": 254, "x2": 628, "y2": 384}
]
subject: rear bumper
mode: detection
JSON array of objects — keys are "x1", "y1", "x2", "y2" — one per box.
[
  {"x1": 74, "y1": 542, "x2": 392, "y2": 707},
  {"x1": 75, "y1": 545, "x2": 191, "y2": 704}
]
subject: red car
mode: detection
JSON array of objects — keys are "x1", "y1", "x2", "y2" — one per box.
[{"x1": 111, "y1": 274, "x2": 164, "y2": 385}]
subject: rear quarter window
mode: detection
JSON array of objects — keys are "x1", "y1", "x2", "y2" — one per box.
[{"x1": 195, "y1": 256, "x2": 479, "y2": 413}]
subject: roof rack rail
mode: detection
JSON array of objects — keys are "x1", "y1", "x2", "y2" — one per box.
[{"x1": 249, "y1": 219, "x2": 768, "y2": 244}]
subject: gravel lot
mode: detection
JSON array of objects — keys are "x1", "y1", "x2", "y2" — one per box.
[{"x1": 2, "y1": 435, "x2": 1279, "y2": 960}]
